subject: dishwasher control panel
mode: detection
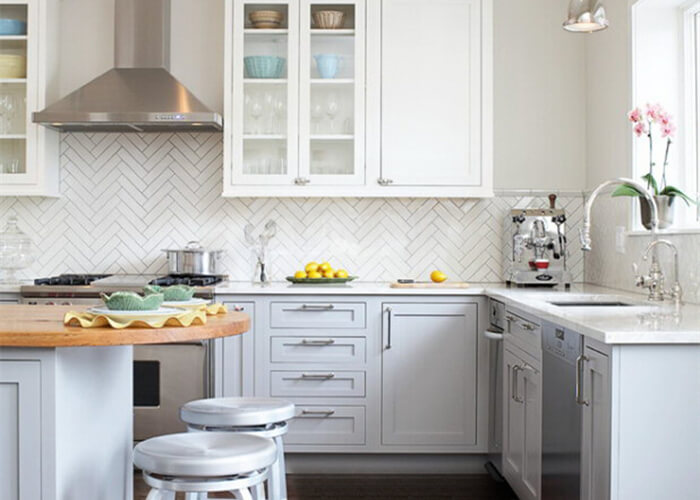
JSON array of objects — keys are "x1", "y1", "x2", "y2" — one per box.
[{"x1": 542, "y1": 324, "x2": 581, "y2": 364}]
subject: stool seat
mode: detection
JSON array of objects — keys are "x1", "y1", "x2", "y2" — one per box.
[
  {"x1": 133, "y1": 432, "x2": 276, "y2": 477},
  {"x1": 181, "y1": 397, "x2": 296, "y2": 427}
]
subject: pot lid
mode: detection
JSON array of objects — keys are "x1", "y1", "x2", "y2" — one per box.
[{"x1": 162, "y1": 241, "x2": 224, "y2": 253}]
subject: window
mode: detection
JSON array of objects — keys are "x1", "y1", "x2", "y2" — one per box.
[{"x1": 630, "y1": 0, "x2": 700, "y2": 229}]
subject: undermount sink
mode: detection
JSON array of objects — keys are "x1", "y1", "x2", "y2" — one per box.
[{"x1": 548, "y1": 301, "x2": 634, "y2": 307}]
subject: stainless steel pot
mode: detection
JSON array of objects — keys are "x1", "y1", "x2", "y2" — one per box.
[{"x1": 162, "y1": 241, "x2": 224, "y2": 275}]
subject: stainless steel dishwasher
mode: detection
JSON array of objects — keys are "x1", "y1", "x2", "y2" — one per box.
[{"x1": 541, "y1": 322, "x2": 582, "y2": 499}]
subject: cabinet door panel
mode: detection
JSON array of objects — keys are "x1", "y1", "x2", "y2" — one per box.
[
  {"x1": 221, "y1": 301, "x2": 255, "y2": 397},
  {"x1": 381, "y1": 302, "x2": 478, "y2": 446},
  {"x1": 502, "y1": 347, "x2": 525, "y2": 487},
  {"x1": 522, "y1": 364, "x2": 542, "y2": 500},
  {"x1": 380, "y1": 0, "x2": 481, "y2": 186},
  {"x1": 581, "y1": 346, "x2": 611, "y2": 500},
  {"x1": 0, "y1": 361, "x2": 41, "y2": 500}
]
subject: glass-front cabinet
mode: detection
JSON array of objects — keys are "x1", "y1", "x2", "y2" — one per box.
[
  {"x1": 0, "y1": 0, "x2": 59, "y2": 197},
  {"x1": 224, "y1": 0, "x2": 493, "y2": 197},
  {"x1": 225, "y1": 0, "x2": 365, "y2": 194}
]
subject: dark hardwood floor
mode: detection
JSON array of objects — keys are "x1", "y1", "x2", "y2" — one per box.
[{"x1": 135, "y1": 474, "x2": 516, "y2": 499}]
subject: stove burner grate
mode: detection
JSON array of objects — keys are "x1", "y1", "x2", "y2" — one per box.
[
  {"x1": 149, "y1": 275, "x2": 225, "y2": 287},
  {"x1": 34, "y1": 274, "x2": 112, "y2": 286}
]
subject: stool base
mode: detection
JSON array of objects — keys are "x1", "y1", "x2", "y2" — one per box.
[{"x1": 142, "y1": 469, "x2": 268, "y2": 500}]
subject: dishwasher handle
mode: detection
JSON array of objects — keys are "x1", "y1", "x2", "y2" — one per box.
[{"x1": 483, "y1": 329, "x2": 504, "y2": 341}]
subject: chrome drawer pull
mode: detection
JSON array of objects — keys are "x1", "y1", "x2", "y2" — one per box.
[
  {"x1": 300, "y1": 373, "x2": 335, "y2": 380},
  {"x1": 521, "y1": 323, "x2": 536, "y2": 331},
  {"x1": 299, "y1": 304, "x2": 335, "y2": 311},
  {"x1": 301, "y1": 409, "x2": 336, "y2": 417},
  {"x1": 576, "y1": 354, "x2": 590, "y2": 406},
  {"x1": 512, "y1": 365, "x2": 524, "y2": 403},
  {"x1": 300, "y1": 339, "x2": 336, "y2": 346},
  {"x1": 505, "y1": 315, "x2": 517, "y2": 322}
]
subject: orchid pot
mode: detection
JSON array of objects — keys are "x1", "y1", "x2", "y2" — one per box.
[{"x1": 639, "y1": 195, "x2": 675, "y2": 230}]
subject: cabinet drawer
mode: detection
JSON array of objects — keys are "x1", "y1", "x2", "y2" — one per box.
[
  {"x1": 270, "y1": 371, "x2": 365, "y2": 397},
  {"x1": 506, "y1": 310, "x2": 541, "y2": 354},
  {"x1": 270, "y1": 302, "x2": 366, "y2": 329},
  {"x1": 286, "y1": 406, "x2": 366, "y2": 445},
  {"x1": 270, "y1": 337, "x2": 366, "y2": 364}
]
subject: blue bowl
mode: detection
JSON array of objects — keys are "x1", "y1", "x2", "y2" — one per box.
[
  {"x1": 244, "y1": 56, "x2": 285, "y2": 79},
  {"x1": 0, "y1": 19, "x2": 27, "y2": 36}
]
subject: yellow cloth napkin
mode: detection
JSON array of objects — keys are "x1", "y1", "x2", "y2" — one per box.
[
  {"x1": 63, "y1": 304, "x2": 228, "y2": 329},
  {"x1": 64, "y1": 309, "x2": 208, "y2": 329}
]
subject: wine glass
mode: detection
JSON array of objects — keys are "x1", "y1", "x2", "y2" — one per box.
[
  {"x1": 249, "y1": 94, "x2": 263, "y2": 135},
  {"x1": 0, "y1": 95, "x2": 16, "y2": 135},
  {"x1": 326, "y1": 93, "x2": 339, "y2": 134},
  {"x1": 263, "y1": 92, "x2": 275, "y2": 133},
  {"x1": 272, "y1": 95, "x2": 286, "y2": 135},
  {"x1": 310, "y1": 100, "x2": 324, "y2": 134}
]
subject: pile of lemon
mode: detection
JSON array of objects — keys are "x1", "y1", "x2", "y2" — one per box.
[{"x1": 294, "y1": 261, "x2": 349, "y2": 279}]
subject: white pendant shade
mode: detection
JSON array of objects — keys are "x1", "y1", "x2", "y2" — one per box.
[{"x1": 563, "y1": 0, "x2": 609, "y2": 33}]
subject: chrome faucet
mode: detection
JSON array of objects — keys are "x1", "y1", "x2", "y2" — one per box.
[
  {"x1": 580, "y1": 178, "x2": 658, "y2": 251},
  {"x1": 634, "y1": 239, "x2": 682, "y2": 306}
]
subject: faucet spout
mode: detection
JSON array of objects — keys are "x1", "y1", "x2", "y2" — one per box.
[{"x1": 581, "y1": 177, "x2": 658, "y2": 251}]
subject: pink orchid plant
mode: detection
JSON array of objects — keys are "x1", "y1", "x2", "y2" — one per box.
[{"x1": 613, "y1": 103, "x2": 695, "y2": 205}]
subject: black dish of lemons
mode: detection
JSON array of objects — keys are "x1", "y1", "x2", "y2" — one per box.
[{"x1": 286, "y1": 261, "x2": 357, "y2": 284}]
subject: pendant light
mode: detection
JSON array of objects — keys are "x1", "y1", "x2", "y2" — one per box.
[{"x1": 563, "y1": 0, "x2": 609, "y2": 33}]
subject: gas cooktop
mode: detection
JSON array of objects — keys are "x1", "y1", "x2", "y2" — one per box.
[{"x1": 22, "y1": 274, "x2": 227, "y2": 298}]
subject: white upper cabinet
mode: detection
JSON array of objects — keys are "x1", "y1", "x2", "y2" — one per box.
[
  {"x1": 0, "y1": 0, "x2": 59, "y2": 197},
  {"x1": 224, "y1": 0, "x2": 493, "y2": 197},
  {"x1": 368, "y1": 0, "x2": 490, "y2": 193}
]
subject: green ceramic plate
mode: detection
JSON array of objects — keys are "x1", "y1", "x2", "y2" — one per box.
[
  {"x1": 286, "y1": 276, "x2": 358, "y2": 284},
  {"x1": 100, "y1": 291, "x2": 164, "y2": 311},
  {"x1": 144, "y1": 284, "x2": 195, "y2": 301}
]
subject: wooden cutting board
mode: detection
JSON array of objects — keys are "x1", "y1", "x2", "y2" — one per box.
[{"x1": 390, "y1": 281, "x2": 470, "y2": 289}]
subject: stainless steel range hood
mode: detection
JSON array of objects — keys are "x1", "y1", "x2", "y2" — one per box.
[{"x1": 33, "y1": 0, "x2": 222, "y2": 132}]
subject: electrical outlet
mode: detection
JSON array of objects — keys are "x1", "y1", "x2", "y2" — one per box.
[{"x1": 616, "y1": 226, "x2": 626, "y2": 254}]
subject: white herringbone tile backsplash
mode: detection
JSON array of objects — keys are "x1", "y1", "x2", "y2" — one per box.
[{"x1": 1, "y1": 133, "x2": 585, "y2": 282}]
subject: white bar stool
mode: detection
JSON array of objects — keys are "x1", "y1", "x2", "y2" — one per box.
[
  {"x1": 180, "y1": 397, "x2": 296, "y2": 500},
  {"x1": 133, "y1": 432, "x2": 276, "y2": 500}
]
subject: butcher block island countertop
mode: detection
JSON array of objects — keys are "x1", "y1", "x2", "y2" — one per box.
[{"x1": 0, "y1": 304, "x2": 250, "y2": 347}]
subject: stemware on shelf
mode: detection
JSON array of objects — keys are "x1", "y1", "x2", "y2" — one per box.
[
  {"x1": 325, "y1": 93, "x2": 339, "y2": 133},
  {"x1": 0, "y1": 214, "x2": 35, "y2": 284},
  {"x1": 0, "y1": 94, "x2": 16, "y2": 135}
]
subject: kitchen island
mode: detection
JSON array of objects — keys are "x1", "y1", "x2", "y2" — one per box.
[{"x1": 0, "y1": 305, "x2": 250, "y2": 500}]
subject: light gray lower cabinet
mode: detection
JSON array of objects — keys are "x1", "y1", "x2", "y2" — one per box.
[
  {"x1": 215, "y1": 295, "x2": 487, "y2": 453},
  {"x1": 580, "y1": 340, "x2": 611, "y2": 500},
  {"x1": 0, "y1": 293, "x2": 20, "y2": 303},
  {"x1": 0, "y1": 360, "x2": 41, "y2": 500},
  {"x1": 381, "y1": 302, "x2": 478, "y2": 447}
]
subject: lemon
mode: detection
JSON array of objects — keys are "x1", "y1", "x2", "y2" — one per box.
[
  {"x1": 294, "y1": 270, "x2": 308, "y2": 279},
  {"x1": 305, "y1": 261, "x2": 320, "y2": 273},
  {"x1": 335, "y1": 269, "x2": 349, "y2": 278},
  {"x1": 430, "y1": 270, "x2": 447, "y2": 283},
  {"x1": 323, "y1": 269, "x2": 335, "y2": 278},
  {"x1": 308, "y1": 271, "x2": 323, "y2": 279},
  {"x1": 319, "y1": 262, "x2": 332, "y2": 272}
]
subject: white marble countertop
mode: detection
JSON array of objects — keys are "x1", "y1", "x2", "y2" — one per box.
[
  {"x1": 214, "y1": 281, "x2": 700, "y2": 345},
  {"x1": 6, "y1": 278, "x2": 700, "y2": 344}
]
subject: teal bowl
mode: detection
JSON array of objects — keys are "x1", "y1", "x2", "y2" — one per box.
[
  {"x1": 100, "y1": 291, "x2": 164, "y2": 311},
  {"x1": 244, "y1": 56, "x2": 286, "y2": 78}
]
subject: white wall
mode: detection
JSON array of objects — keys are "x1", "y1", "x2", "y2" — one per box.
[
  {"x1": 54, "y1": 0, "x2": 589, "y2": 191},
  {"x1": 493, "y1": 0, "x2": 588, "y2": 190}
]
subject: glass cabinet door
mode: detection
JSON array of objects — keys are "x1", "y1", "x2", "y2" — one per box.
[
  {"x1": 231, "y1": 0, "x2": 299, "y2": 185},
  {"x1": 0, "y1": 1, "x2": 31, "y2": 186},
  {"x1": 298, "y1": 0, "x2": 365, "y2": 185}
]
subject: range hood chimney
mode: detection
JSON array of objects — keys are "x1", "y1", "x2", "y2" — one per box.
[{"x1": 33, "y1": 0, "x2": 222, "y2": 132}]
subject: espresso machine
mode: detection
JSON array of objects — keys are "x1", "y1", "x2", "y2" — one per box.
[{"x1": 505, "y1": 194, "x2": 572, "y2": 287}]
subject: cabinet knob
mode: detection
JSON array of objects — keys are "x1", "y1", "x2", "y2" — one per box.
[
  {"x1": 377, "y1": 178, "x2": 394, "y2": 186},
  {"x1": 294, "y1": 177, "x2": 310, "y2": 185}
]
